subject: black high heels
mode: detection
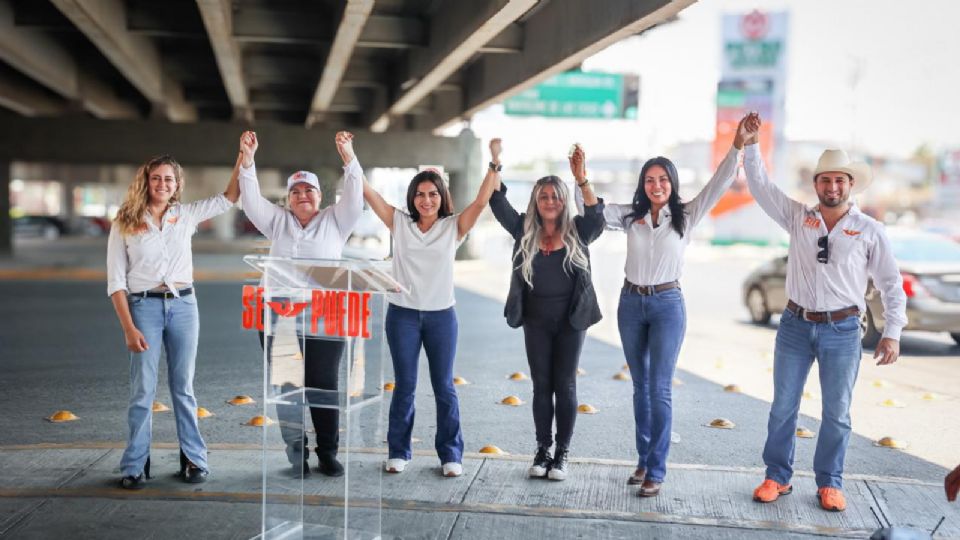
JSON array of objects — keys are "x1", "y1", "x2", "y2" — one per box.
[
  {"x1": 178, "y1": 449, "x2": 208, "y2": 484},
  {"x1": 120, "y1": 456, "x2": 151, "y2": 490}
]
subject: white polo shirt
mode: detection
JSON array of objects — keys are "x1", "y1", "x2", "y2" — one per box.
[
  {"x1": 579, "y1": 146, "x2": 740, "y2": 286},
  {"x1": 106, "y1": 194, "x2": 233, "y2": 296},
  {"x1": 743, "y1": 144, "x2": 907, "y2": 340},
  {"x1": 390, "y1": 209, "x2": 462, "y2": 311}
]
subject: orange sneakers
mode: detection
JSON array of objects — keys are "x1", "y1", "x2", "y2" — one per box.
[
  {"x1": 753, "y1": 479, "x2": 792, "y2": 503},
  {"x1": 817, "y1": 487, "x2": 846, "y2": 512}
]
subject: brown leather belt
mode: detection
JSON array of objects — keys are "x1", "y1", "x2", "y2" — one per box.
[
  {"x1": 622, "y1": 279, "x2": 680, "y2": 296},
  {"x1": 786, "y1": 300, "x2": 859, "y2": 323}
]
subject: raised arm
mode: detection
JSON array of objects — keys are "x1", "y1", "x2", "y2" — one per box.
[
  {"x1": 456, "y1": 138, "x2": 502, "y2": 240},
  {"x1": 684, "y1": 126, "x2": 744, "y2": 228},
  {"x1": 331, "y1": 131, "x2": 364, "y2": 239},
  {"x1": 362, "y1": 178, "x2": 396, "y2": 233},
  {"x1": 571, "y1": 145, "x2": 628, "y2": 231},
  {"x1": 741, "y1": 113, "x2": 803, "y2": 231},
  {"x1": 222, "y1": 151, "x2": 241, "y2": 204},
  {"x1": 237, "y1": 131, "x2": 283, "y2": 238}
]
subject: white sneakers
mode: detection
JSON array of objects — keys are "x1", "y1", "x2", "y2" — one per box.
[
  {"x1": 441, "y1": 462, "x2": 463, "y2": 477},
  {"x1": 384, "y1": 458, "x2": 408, "y2": 473}
]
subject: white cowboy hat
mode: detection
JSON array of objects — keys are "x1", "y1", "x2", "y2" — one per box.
[{"x1": 813, "y1": 149, "x2": 872, "y2": 194}]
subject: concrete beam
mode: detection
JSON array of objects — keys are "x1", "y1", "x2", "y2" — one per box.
[
  {"x1": 196, "y1": 0, "x2": 251, "y2": 122},
  {"x1": 232, "y1": 7, "x2": 422, "y2": 49},
  {"x1": 0, "y1": 0, "x2": 136, "y2": 119},
  {"x1": 370, "y1": 0, "x2": 537, "y2": 132},
  {"x1": 439, "y1": 0, "x2": 696, "y2": 131},
  {"x1": 0, "y1": 71, "x2": 65, "y2": 117},
  {"x1": 49, "y1": 0, "x2": 196, "y2": 122},
  {"x1": 0, "y1": 113, "x2": 474, "y2": 172},
  {"x1": 306, "y1": 0, "x2": 374, "y2": 128}
]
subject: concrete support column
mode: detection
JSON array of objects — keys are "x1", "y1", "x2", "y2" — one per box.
[
  {"x1": 451, "y1": 128, "x2": 482, "y2": 260},
  {"x1": 314, "y1": 165, "x2": 342, "y2": 210},
  {"x1": 0, "y1": 160, "x2": 10, "y2": 256}
]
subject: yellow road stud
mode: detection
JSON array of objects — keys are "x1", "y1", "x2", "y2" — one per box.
[
  {"x1": 872, "y1": 379, "x2": 891, "y2": 388},
  {"x1": 802, "y1": 391, "x2": 817, "y2": 400},
  {"x1": 921, "y1": 392, "x2": 938, "y2": 401},
  {"x1": 507, "y1": 372, "x2": 528, "y2": 381},
  {"x1": 197, "y1": 407, "x2": 214, "y2": 418},
  {"x1": 453, "y1": 376, "x2": 469, "y2": 385},
  {"x1": 383, "y1": 382, "x2": 395, "y2": 391},
  {"x1": 46, "y1": 410, "x2": 79, "y2": 423},
  {"x1": 622, "y1": 364, "x2": 629, "y2": 370},
  {"x1": 613, "y1": 372, "x2": 631, "y2": 381},
  {"x1": 479, "y1": 445, "x2": 505, "y2": 455},
  {"x1": 152, "y1": 401, "x2": 170, "y2": 412},
  {"x1": 796, "y1": 427, "x2": 816, "y2": 438},
  {"x1": 576, "y1": 368, "x2": 586, "y2": 376},
  {"x1": 672, "y1": 377, "x2": 684, "y2": 386},
  {"x1": 879, "y1": 399, "x2": 906, "y2": 408},
  {"x1": 706, "y1": 418, "x2": 735, "y2": 429},
  {"x1": 499, "y1": 395, "x2": 523, "y2": 406},
  {"x1": 874, "y1": 436, "x2": 908, "y2": 449},
  {"x1": 245, "y1": 415, "x2": 275, "y2": 427},
  {"x1": 723, "y1": 384, "x2": 741, "y2": 393},
  {"x1": 227, "y1": 395, "x2": 256, "y2": 406},
  {"x1": 577, "y1": 404, "x2": 598, "y2": 414}
]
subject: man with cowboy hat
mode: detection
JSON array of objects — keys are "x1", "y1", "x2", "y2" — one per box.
[{"x1": 738, "y1": 113, "x2": 907, "y2": 512}]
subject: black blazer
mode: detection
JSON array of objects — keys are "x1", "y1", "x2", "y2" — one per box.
[{"x1": 488, "y1": 183, "x2": 605, "y2": 331}]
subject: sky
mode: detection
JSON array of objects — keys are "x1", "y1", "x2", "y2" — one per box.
[{"x1": 461, "y1": 0, "x2": 960, "y2": 162}]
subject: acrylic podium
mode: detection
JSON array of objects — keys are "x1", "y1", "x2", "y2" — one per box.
[{"x1": 242, "y1": 256, "x2": 404, "y2": 540}]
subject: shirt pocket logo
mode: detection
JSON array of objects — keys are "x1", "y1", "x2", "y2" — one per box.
[
  {"x1": 842, "y1": 228, "x2": 861, "y2": 236},
  {"x1": 803, "y1": 216, "x2": 821, "y2": 229}
]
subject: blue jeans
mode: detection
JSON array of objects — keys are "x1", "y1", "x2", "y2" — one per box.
[
  {"x1": 119, "y1": 293, "x2": 208, "y2": 477},
  {"x1": 385, "y1": 304, "x2": 463, "y2": 464},
  {"x1": 762, "y1": 309, "x2": 861, "y2": 489},
  {"x1": 617, "y1": 288, "x2": 686, "y2": 483}
]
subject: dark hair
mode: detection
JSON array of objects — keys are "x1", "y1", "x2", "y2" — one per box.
[
  {"x1": 406, "y1": 170, "x2": 453, "y2": 221},
  {"x1": 625, "y1": 156, "x2": 687, "y2": 237}
]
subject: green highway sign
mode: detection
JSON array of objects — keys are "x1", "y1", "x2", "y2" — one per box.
[{"x1": 504, "y1": 70, "x2": 639, "y2": 119}]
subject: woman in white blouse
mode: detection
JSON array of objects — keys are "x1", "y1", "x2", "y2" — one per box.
[
  {"x1": 107, "y1": 152, "x2": 239, "y2": 489},
  {"x1": 237, "y1": 130, "x2": 363, "y2": 477},
  {"x1": 584, "y1": 118, "x2": 751, "y2": 497},
  {"x1": 363, "y1": 143, "x2": 500, "y2": 478}
]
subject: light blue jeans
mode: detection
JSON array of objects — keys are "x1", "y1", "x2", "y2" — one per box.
[
  {"x1": 119, "y1": 293, "x2": 208, "y2": 477},
  {"x1": 762, "y1": 308, "x2": 862, "y2": 489},
  {"x1": 617, "y1": 287, "x2": 686, "y2": 484}
]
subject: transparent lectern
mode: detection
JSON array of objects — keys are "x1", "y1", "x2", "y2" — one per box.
[{"x1": 243, "y1": 256, "x2": 404, "y2": 540}]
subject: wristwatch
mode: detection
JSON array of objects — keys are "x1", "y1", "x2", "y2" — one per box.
[{"x1": 489, "y1": 161, "x2": 502, "y2": 172}]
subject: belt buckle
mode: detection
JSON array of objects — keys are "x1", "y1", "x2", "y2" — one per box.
[
  {"x1": 639, "y1": 285, "x2": 652, "y2": 295},
  {"x1": 163, "y1": 290, "x2": 175, "y2": 299}
]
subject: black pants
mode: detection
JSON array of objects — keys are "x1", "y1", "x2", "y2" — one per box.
[
  {"x1": 521, "y1": 316, "x2": 585, "y2": 449},
  {"x1": 258, "y1": 332, "x2": 344, "y2": 461}
]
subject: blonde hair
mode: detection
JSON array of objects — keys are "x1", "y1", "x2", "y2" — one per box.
[
  {"x1": 114, "y1": 155, "x2": 184, "y2": 235},
  {"x1": 516, "y1": 176, "x2": 590, "y2": 288}
]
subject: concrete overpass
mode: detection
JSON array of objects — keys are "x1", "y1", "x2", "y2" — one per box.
[{"x1": 0, "y1": 0, "x2": 695, "y2": 254}]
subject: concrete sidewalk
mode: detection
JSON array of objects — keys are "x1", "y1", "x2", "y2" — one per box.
[{"x1": 1, "y1": 444, "x2": 957, "y2": 539}]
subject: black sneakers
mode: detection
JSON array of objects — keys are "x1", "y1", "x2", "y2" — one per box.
[
  {"x1": 316, "y1": 452, "x2": 345, "y2": 477},
  {"x1": 548, "y1": 447, "x2": 568, "y2": 481},
  {"x1": 528, "y1": 446, "x2": 552, "y2": 478}
]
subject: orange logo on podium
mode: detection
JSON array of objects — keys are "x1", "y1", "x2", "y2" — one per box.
[{"x1": 241, "y1": 285, "x2": 373, "y2": 339}]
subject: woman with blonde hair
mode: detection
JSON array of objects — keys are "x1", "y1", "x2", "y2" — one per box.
[
  {"x1": 489, "y1": 142, "x2": 605, "y2": 481},
  {"x1": 107, "y1": 150, "x2": 240, "y2": 489}
]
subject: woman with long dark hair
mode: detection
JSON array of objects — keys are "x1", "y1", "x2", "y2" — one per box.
[
  {"x1": 582, "y1": 118, "x2": 751, "y2": 496},
  {"x1": 489, "y1": 143, "x2": 605, "y2": 481},
  {"x1": 362, "y1": 143, "x2": 500, "y2": 478},
  {"x1": 107, "y1": 152, "x2": 239, "y2": 489}
]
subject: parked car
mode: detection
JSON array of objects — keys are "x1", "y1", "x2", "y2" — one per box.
[
  {"x1": 742, "y1": 228, "x2": 960, "y2": 347},
  {"x1": 13, "y1": 215, "x2": 67, "y2": 239}
]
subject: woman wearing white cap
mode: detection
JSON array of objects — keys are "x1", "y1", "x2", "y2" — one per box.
[
  {"x1": 107, "y1": 152, "x2": 240, "y2": 489},
  {"x1": 362, "y1": 142, "x2": 501, "y2": 478},
  {"x1": 238, "y1": 130, "x2": 363, "y2": 477}
]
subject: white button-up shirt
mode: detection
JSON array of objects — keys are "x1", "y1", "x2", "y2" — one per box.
[
  {"x1": 239, "y1": 158, "x2": 363, "y2": 286},
  {"x1": 743, "y1": 144, "x2": 907, "y2": 340},
  {"x1": 580, "y1": 147, "x2": 740, "y2": 286},
  {"x1": 106, "y1": 194, "x2": 233, "y2": 296}
]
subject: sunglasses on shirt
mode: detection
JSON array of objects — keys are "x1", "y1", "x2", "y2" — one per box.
[{"x1": 817, "y1": 235, "x2": 829, "y2": 264}]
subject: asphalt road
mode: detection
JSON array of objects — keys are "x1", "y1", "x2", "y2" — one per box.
[{"x1": 0, "y1": 265, "x2": 955, "y2": 484}]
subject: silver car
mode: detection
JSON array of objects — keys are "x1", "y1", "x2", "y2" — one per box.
[{"x1": 742, "y1": 228, "x2": 960, "y2": 346}]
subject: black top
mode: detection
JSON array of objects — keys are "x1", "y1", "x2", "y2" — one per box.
[
  {"x1": 489, "y1": 183, "x2": 605, "y2": 331},
  {"x1": 529, "y1": 247, "x2": 574, "y2": 299}
]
